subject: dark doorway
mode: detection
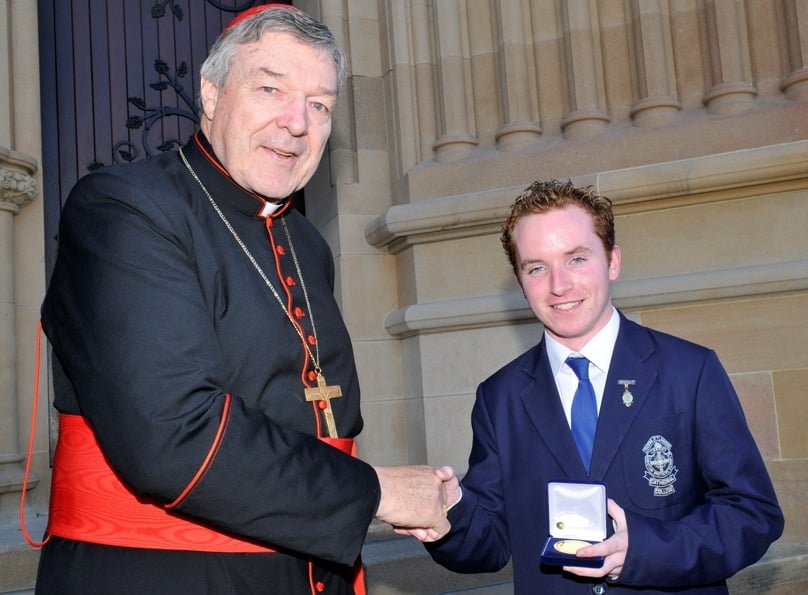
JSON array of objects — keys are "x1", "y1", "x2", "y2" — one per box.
[{"x1": 37, "y1": 0, "x2": 290, "y2": 275}]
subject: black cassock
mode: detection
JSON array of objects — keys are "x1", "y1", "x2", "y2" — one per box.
[{"x1": 38, "y1": 132, "x2": 380, "y2": 594}]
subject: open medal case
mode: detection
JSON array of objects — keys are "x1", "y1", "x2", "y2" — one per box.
[{"x1": 540, "y1": 480, "x2": 606, "y2": 568}]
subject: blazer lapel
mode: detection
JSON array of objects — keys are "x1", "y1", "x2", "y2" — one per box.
[
  {"x1": 518, "y1": 340, "x2": 589, "y2": 478},
  {"x1": 589, "y1": 315, "x2": 658, "y2": 478}
]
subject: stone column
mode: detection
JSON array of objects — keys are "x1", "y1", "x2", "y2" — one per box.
[
  {"x1": 493, "y1": 2, "x2": 542, "y2": 150},
  {"x1": 781, "y1": 0, "x2": 808, "y2": 100},
  {"x1": 627, "y1": 0, "x2": 682, "y2": 127},
  {"x1": 559, "y1": 0, "x2": 610, "y2": 139},
  {"x1": 702, "y1": 0, "x2": 757, "y2": 115},
  {"x1": 384, "y1": 0, "x2": 440, "y2": 174},
  {"x1": 410, "y1": 0, "x2": 439, "y2": 166},
  {"x1": 0, "y1": 150, "x2": 38, "y2": 524},
  {"x1": 431, "y1": 0, "x2": 478, "y2": 162}
]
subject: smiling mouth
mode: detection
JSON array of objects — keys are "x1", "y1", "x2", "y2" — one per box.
[
  {"x1": 273, "y1": 149, "x2": 295, "y2": 158},
  {"x1": 553, "y1": 300, "x2": 582, "y2": 311}
]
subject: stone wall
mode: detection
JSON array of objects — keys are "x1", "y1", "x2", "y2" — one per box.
[
  {"x1": 0, "y1": 0, "x2": 48, "y2": 531},
  {"x1": 313, "y1": 0, "x2": 808, "y2": 550},
  {"x1": 1, "y1": 1, "x2": 806, "y2": 591}
]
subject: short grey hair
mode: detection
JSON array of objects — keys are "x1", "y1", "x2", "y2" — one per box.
[{"x1": 200, "y1": 6, "x2": 347, "y2": 94}]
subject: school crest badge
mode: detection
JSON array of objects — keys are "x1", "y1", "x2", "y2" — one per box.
[{"x1": 642, "y1": 435, "x2": 677, "y2": 496}]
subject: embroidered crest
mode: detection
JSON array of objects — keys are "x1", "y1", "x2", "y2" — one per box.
[{"x1": 642, "y1": 435, "x2": 677, "y2": 496}]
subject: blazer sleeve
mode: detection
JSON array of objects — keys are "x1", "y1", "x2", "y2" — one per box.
[
  {"x1": 619, "y1": 349, "x2": 784, "y2": 587},
  {"x1": 426, "y1": 381, "x2": 511, "y2": 573}
]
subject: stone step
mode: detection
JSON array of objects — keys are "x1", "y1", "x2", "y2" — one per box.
[
  {"x1": 0, "y1": 519, "x2": 511, "y2": 595},
  {"x1": 2, "y1": 518, "x2": 806, "y2": 594},
  {"x1": 364, "y1": 536, "x2": 808, "y2": 595},
  {"x1": 727, "y1": 541, "x2": 808, "y2": 595},
  {"x1": 363, "y1": 529, "x2": 513, "y2": 594},
  {"x1": 0, "y1": 516, "x2": 44, "y2": 595}
]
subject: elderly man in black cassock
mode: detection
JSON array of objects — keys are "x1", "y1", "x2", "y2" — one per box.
[{"x1": 36, "y1": 5, "x2": 450, "y2": 595}]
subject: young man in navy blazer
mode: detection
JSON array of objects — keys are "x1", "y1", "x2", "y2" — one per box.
[{"x1": 425, "y1": 180, "x2": 784, "y2": 594}]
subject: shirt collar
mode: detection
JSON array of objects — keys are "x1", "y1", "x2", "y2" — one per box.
[
  {"x1": 545, "y1": 307, "x2": 620, "y2": 377},
  {"x1": 186, "y1": 131, "x2": 290, "y2": 220}
]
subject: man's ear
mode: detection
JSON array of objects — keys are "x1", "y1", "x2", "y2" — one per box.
[
  {"x1": 199, "y1": 77, "x2": 218, "y2": 122},
  {"x1": 608, "y1": 245, "x2": 622, "y2": 281}
]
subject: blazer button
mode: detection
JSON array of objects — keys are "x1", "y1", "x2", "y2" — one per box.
[{"x1": 592, "y1": 583, "x2": 607, "y2": 595}]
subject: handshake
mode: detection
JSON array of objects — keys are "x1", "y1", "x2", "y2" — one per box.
[{"x1": 374, "y1": 465, "x2": 459, "y2": 542}]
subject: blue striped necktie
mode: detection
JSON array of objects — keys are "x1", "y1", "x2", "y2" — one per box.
[{"x1": 567, "y1": 356, "x2": 598, "y2": 472}]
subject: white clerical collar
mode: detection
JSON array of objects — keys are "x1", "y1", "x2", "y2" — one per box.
[
  {"x1": 545, "y1": 307, "x2": 620, "y2": 377},
  {"x1": 258, "y1": 200, "x2": 285, "y2": 218}
]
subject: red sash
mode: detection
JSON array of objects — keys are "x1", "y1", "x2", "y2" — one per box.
[{"x1": 48, "y1": 414, "x2": 366, "y2": 593}]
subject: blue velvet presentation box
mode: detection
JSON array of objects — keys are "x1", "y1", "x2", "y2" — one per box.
[{"x1": 540, "y1": 480, "x2": 607, "y2": 568}]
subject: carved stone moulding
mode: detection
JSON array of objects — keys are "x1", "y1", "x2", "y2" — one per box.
[
  {"x1": 0, "y1": 146, "x2": 38, "y2": 214},
  {"x1": 703, "y1": 81, "x2": 757, "y2": 116},
  {"x1": 781, "y1": 67, "x2": 808, "y2": 102}
]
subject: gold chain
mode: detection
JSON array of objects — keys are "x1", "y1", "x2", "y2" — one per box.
[
  {"x1": 279, "y1": 215, "x2": 321, "y2": 367},
  {"x1": 178, "y1": 147, "x2": 321, "y2": 372}
]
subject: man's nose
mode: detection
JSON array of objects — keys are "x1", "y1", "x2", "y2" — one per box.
[
  {"x1": 549, "y1": 267, "x2": 572, "y2": 295},
  {"x1": 276, "y1": 94, "x2": 308, "y2": 136}
]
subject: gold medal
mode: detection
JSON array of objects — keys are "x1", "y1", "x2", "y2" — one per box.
[{"x1": 553, "y1": 539, "x2": 590, "y2": 554}]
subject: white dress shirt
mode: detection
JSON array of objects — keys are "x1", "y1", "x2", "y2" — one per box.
[{"x1": 545, "y1": 307, "x2": 621, "y2": 428}]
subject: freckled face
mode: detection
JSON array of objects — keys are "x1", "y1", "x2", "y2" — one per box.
[
  {"x1": 199, "y1": 32, "x2": 337, "y2": 200},
  {"x1": 513, "y1": 205, "x2": 621, "y2": 352}
]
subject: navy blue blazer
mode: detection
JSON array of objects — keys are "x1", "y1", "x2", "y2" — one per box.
[{"x1": 427, "y1": 312, "x2": 783, "y2": 594}]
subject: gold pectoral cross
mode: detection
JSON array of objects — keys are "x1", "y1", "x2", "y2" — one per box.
[{"x1": 304, "y1": 372, "x2": 343, "y2": 438}]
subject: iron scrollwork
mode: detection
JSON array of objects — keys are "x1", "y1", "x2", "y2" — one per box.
[
  {"x1": 150, "y1": 0, "x2": 258, "y2": 21},
  {"x1": 90, "y1": 0, "x2": 263, "y2": 171},
  {"x1": 120, "y1": 59, "x2": 197, "y2": 164},
  {"x1": 150, "y1": 0, "x2": 184, "y2": 20}
]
